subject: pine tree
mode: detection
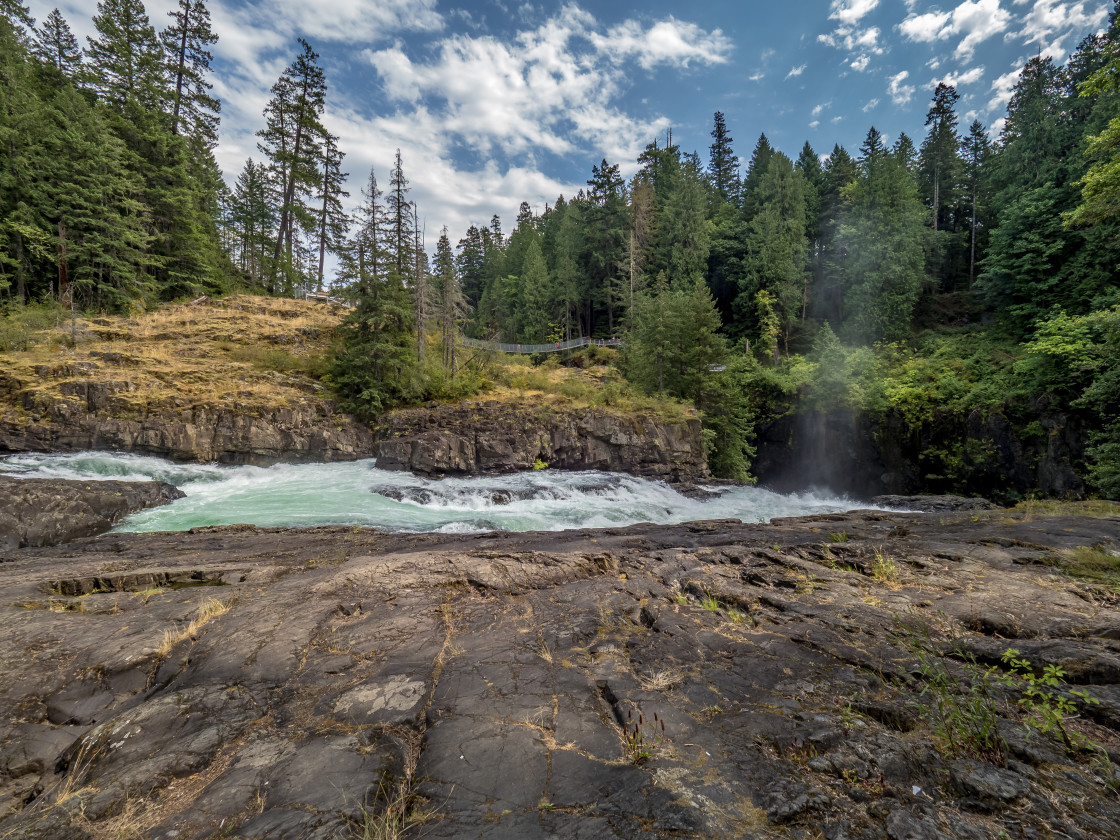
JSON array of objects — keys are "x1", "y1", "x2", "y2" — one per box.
[
  {"x1": 352, "y1": 167, "x2": 387, "y2": 289},
  {"x1": 331, "y1": 231, "x2": 417, "y2": 415},
  {"x1": 229, "y1": 158, "x2": 273, "y2": 285},
  {"x1": 84, "y1": 0, "x2": 168, "y2": 112},
  {"x1": 160, "y1": 0, "x2": 219, "y2": 144},
  {"x1": 795, "y1": 141, "x2": 824, "y2": 319},
  {"x1": 736, "y1": 152, "x2": 809, "y2": 352},
  {"x1": 920, "y1": 83, "x2": 961, "y2": 232},
  {"x1": 433, "y1": 227, "x2": 467, "y2": 370},
  {"x1": 741, "y1": 133, "x2": 775, "y2": 217},
  {"x1": 257, "y1": 39, "x2": 328, "y2": 293},
  {"x1": 313, "y1": 132, "x2": 348, "y2": 292},
  {"x1": 455, "y1": 224, "x2": 485, "y2": 310},
  {"x1": 32, "y1": 9, "x2": 81, "y2": 76},
  {"x1": 585, "y1": 158, "x2": 627, "y2": 333},
  {"x1": 837, "y1": 126, "x2": 926, "y2": 343},
  {"x1": 660, "y1": 153, "x2": 710, "y2": 286},
  {"x1": 961, "y1": 119, "x2": 991, "y2": 286},
  {"x1": 816, "y1": 144, "x2": 857, "y2": 324},
  {"x1": 0, "y1": 0, "x2": 33, "y2": 39},
  {"x1": 385, "y1": 149, "x2": 414, "y2": 280},
  {"x1": 709, "y1": 111, "x2": 740, "y2": 203}
]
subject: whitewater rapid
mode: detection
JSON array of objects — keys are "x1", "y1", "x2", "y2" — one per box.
[{"x1": 0, "y1": 451, "x2": 875, "y2": 534}]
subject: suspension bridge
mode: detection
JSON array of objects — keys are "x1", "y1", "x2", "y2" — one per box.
[{"x1": 458, "y1": 335, "x2": 623, "y2": 354}]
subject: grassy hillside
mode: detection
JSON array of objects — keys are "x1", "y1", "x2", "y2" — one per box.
[{"x1": 0, "y1": 296, "x2": 695, "y2": 425}]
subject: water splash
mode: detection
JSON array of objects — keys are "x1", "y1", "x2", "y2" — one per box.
[{"x1": 1, "y1": 451, "x2": 874, "y2": 534}]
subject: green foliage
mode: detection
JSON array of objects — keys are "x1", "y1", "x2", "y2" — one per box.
[
  {"x1": 999, "y1": 648, "x2": 1100, "y2": 753},
  {"x1": 0, "y1": 298, "x2": 63, "y2": 350},
  {"x1": 838, "y1": 127, "x2": 927, "y2": 343},
  {"x1": 901, "y1": 620, "x2": 1007, "y2": 764},
  {"x1": 1052, "y1": 545, "x2": 1120, "y2": 592}
]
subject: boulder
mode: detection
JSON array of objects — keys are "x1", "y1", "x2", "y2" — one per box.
[{"x1": 0, "y1": 476, "x2": 184, "y2": 547}]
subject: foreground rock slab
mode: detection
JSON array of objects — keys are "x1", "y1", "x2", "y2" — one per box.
[
  {"x1": 0, "y1": 477, "x2": 183, "y2": 549},
  {"x1": 1, "y1": 509, "x2": 1119, "y2": 839}
]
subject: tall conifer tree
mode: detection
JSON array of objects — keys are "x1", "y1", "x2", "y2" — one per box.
[
  {"x1": 160, "y1": 0, "x2": 219, "y2": 144},
  {"x1": 32, "y1": 9, "x2": 81, "y2": 76}
]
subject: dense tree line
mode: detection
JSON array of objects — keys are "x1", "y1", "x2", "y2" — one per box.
[
  {"x1": 0, "y1": 0, "x2": 228, "y2": 308},
  {"x1": 3, "y1": 0, "x2": 1119, "y2": 493}
]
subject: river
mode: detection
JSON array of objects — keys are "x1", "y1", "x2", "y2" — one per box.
[{"x1": 0, "y1": 451, "x2": 879, "y2": 534}]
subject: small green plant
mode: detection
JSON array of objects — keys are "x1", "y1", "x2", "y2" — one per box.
[
  {"x1": 673, "y1": 592, "x2": 689, "y2": 606},
  {"x1": 532, "y1": 457, "x2": 548, "y2": 471},
  {"x1": 623, "y1": 707, "x2": 666, "y2": 765},
  {"x1": 701, "y1": 595, "x2": 721, "y2": 612},
  {"x1": 870, "y1": 548, "x2": 901, "y2": 588},
  {"x1": 842, "y1": 768, "x2": 886, "y2": 797},
  {"x1": 538, "y1": 800, "x2": 555, "y2": 811},
  {"x1": 828, "y1": 531, "x2": 850, "y2": 543},
  {"x1": 785, "y1": 737, "x2": 818, "y2": 766},
  {"x1": 999, "y1": 648, "x2": 1100, "y2": 753},
  {"x1": 899, "y1": 619, "x2": 1006, "y2": 764}
]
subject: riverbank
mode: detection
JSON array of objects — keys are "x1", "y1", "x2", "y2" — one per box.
[
  {"x1": 0, "y1": 297, "x2": 709, "y2": 481},
  {"x1": 1, "y1": 505, "x2": 1118, "y2": 838}
]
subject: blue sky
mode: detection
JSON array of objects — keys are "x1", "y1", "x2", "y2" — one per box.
[{"x1": 30, "y1": 1, "x2": 1114, "y2": 248}]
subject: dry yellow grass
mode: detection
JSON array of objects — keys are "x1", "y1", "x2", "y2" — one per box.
[
  {"x1": 0, "y1": 295, "x2": 346, "y2": 422},
  {"x1": 1, "y1": 294, "x2": 695, "y2": 424},
  {"x1": 157, "y1": 597, "x2": 233, "y2": 657}
]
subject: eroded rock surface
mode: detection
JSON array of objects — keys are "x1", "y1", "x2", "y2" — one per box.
[
  {"x1": 0, "y1": 477, "x2": 183, "y2": 548},
  {"x1": 1, "y1": 510, "x2": 1119, "y2": 838},
  {"x1": 373, "y1": 401, "x2": 709, "y2": 482}
]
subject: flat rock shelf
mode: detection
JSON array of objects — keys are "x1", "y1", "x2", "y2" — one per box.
[{"x1": 1, "y1": 509, "x2": 1119, "y2": 839}]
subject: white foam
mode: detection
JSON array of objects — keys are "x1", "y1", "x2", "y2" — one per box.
[{"x1": 1, "y1": 451, "x2": 874, "y2": 534}]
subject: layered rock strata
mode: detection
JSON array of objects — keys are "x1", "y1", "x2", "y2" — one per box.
[
  {"x1": 372, "y1": 401, "x2": 709, "y2": 482},
  {"x1": 1, "y1": 508, "x2": 1118, "y2": 838}
]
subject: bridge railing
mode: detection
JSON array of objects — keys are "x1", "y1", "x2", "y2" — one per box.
[{"x1": 458, "y1": 336, "x2": 623, "y2": 354}]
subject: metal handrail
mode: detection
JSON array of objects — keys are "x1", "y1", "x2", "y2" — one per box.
[{"x1": 458, "y1": 335, "x2": 623, "y2": 354}]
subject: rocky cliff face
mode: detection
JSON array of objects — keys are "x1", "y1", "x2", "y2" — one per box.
[
  {"x1": 0, "y1": 380, "x2": 374, "y2": 466},
  {"x1": 372, "y1": 401, "x2": 710, "y2": 482},
  {"x1": 753, "y1": 401, "x2": 1086, "y2": 502}
]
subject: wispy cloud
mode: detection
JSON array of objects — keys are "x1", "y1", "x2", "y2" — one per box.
[
  {"x1": 888, "y1": 70, "x2": 916, "y2": 105},
  {"x1": 786, "y1": 63, "x2": 807, "y2": 79},
  {"x1": 1011, "y1": 0, "x2": 1109, "y2": 60},
  {"x1": 933, "y1": 66, "x2": 985, "y2": 88}
]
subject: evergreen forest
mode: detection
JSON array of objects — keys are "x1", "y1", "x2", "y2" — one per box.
[{"x1": 2, "y1": 1, "x2": 1120, "y2": 498}]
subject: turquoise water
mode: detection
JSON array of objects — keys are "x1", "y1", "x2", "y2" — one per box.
[{"x1": 0, "y1": 451, "x2": 872, "y2": 534}]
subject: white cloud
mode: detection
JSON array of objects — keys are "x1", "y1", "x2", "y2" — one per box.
[
  {"x1": 933, "y1": 65, "x2": 985, "y2": 87},
  {"x1": 812, "y1": 101, "x2": 832, "y2": 117},
  {"x1": 192, "y1": 2, "x2": 729, "y2": 244},
  {"x1": 831, "y1": 115, "x2": 844, "y2": 123},
  {"x1": 819, "y1": 7, "x2": 884, "y2": 72},
  {"x1": 862, "y1": 97, "x2": 880, "y2": 111},
  {"x1": 899, "y1": 0, "x2": 1012, "y2": 60},
  {"x1": 888, "y1": 70, "x2": 916, "y2": 105},
  {"x1": 809, "y1": 119, "x2": 821, "y2": 128},
  {"x1": 749, "y1": 72, "x2": 765, "y2": 81},
  {"x1": 589, "y1": 17, "x2": 732, "y2": 70},
  {"x1": 829, "y1": 0, "x2": 880, "y2": 25},
  {"x1": 1012, "y1": 0, "x2": 1109, "y2": 60},
  {"x1": 786, "y1": 64, "x2": 807, "y2": 78},
  {"x1": 213, "y1": 0, "x2": 442, "y2": 61},
  {"x1": 987, "y1": 66, "x2": 1022, "y2": 112}
]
